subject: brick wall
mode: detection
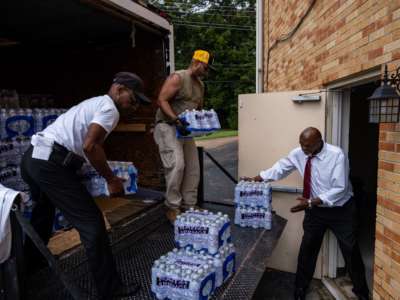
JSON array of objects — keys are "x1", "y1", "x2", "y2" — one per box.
[
  {"x1": 376, "y1": 123, "x2": 400, "y2": 299},
  {"x1": 264, "y1": 0, "x2": 400, "y2": 91},
  {"x1": 264, "y1": 0, "x2": 400, "y2": 298}
]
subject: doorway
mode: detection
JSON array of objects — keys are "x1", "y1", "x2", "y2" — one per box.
[{"x1": 347, "y1": 81, "x2": 379, "y2": 290}]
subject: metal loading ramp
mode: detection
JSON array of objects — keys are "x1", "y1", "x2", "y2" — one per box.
[{"x1": 26, "y1": 200, "x2": 286, "y2": 300}]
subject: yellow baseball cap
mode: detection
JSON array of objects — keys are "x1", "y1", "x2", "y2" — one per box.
[{"x1": 193, "y1": 50, "x2": 216, "y2": 70}]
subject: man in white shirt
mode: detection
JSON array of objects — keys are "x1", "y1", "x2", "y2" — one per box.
[
  {"x1": 246, "y1": 127, "x2": 369, "y2": 300},
  {"x1": 20, "y1": 72, "x2": 150, "y2": 299}
]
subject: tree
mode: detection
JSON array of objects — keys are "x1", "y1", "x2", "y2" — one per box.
[{"x1": 151, "y1": 0, "x2": 256, "y2": 129}]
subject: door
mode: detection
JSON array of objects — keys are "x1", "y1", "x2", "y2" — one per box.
[{"x1": 238, "y1": 90, "x2": 326, "y2": 276}]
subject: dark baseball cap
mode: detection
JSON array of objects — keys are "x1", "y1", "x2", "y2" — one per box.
[{"x1": 112, "y1": 72, "x2": 151, "y2": 104}]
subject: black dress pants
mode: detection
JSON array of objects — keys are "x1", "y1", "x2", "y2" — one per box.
[
  {"x1": 295, "y1": 199, "x2": 369, "y2": 297},
  {"x1": 20, "y1": 146, "x2": 119, "y2": 300}
]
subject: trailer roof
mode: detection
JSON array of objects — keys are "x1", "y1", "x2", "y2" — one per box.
[{"x1": 0, "y1": 0, "x2": 171, "y2": 48}]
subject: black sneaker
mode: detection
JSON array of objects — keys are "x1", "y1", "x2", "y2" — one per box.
[{"x1": 113, "y1": 282, "x2": 140, "y2": 299}]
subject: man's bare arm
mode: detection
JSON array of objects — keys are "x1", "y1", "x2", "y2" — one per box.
[{"x1": 157, "y1": 73, "x2": 182, "y2": 121}]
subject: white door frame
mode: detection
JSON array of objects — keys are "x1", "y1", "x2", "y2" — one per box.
[{"x1": 323, "y1": 68, "x2": 381, "y2": 278}]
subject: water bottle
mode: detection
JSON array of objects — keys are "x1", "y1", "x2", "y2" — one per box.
[
  {"x1": 236, "y1": 206, "x2": 244, "y2": 227},
  {"x1": 199, "y1": 110, "x2": 206, "y2": 132},
  {"x1": 34, "y1": 109, "x2": 43, "y2": 132},
  {"x1": 234, "y1": 181, "x2": 243, "y2": 203},
  {"x1": 210, "y1": 109, "x2": 221, "y2": 130},
  {"x1": 0, "y1": 109, "x2": 7, "y2": 139},
  {"x1": 203, "y1": 110, "x2": 212, "y2": 131},
  {"x1": 181, "y1": 109, "x2": 191, "y2": 129},
  {"x1": 264, "y1": 210, "x2": 272, "y2": 230},
  {"x1": 244, "y1": 183, "x2": 252, "y2": 206}
]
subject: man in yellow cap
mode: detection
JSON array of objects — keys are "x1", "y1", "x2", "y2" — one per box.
[{"x1": 154, "y1": 49, "x2": 213, "y2": 222}]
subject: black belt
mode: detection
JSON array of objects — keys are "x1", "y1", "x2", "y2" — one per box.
[{"x1": 50, "y1": 143, "x2": 85, "y2": 170}]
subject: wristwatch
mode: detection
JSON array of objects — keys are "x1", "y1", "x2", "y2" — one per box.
[{"x1": 307, "y1": 199, "x2": 312, "y2": 209}]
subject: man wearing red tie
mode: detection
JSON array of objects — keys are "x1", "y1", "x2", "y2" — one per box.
[{"x1": 245, "y1": 127, "x2": 369, "y2": 300}]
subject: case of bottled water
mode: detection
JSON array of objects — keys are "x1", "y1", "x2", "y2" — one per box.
[
  {"x1": 234, "y1": 180, "x2": 272, "y2": 208},
  {"x1": 177, "y1": 109, "x2": 221, "y2": 138},
  {"x1": 151, "y1": 245, "x2": 236, "y2": 300},
  {"x1": 234, "y1": 181, "x2": 273, "y2": 229},
  {"x1": 174, "y1": 209, "x2": 231, "y2": 255},
  {"x1": 234, "y1": 206, "x2": 272, "y2": 229},
  {"x1": 0, "y1": 107, "x2": 66, "y2": 140},
  {"x1": 79, "y1": 161, "x2": 138, "y2": 197}
]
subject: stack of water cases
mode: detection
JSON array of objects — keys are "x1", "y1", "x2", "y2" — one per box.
[
  {"x1": 79, "y1": 161, "x2": 138, "y2": 197},
  {"x1": 234, "y1": 181, "x2": 273, "y2": 229},
  {"x1": 175, "y1": 209, "x2": 231, "y2": 254},
  {"x1": 151, "y1": 209, "x2": 236, "y2": 300},
  {"x1": 0, "y1": 105, "x2": 67, "y2": 228},
  {"x1": 177, "y1": 109, "x2": 221, "y2": 138},
  {"x1": 0, "y1": 108, "x2": 67, "y2": 140}
]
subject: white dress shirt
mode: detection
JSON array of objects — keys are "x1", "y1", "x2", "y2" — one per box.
[{"x1": 259, "y1": 143, "x2": 353, "y2": 207}]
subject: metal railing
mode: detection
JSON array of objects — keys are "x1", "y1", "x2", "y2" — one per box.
[{"x1": 197, "y1": 146, "x2": 237, "y2": 207}]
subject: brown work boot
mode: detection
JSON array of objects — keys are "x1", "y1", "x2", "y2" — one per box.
[{"x1": 166, "y1": 207, "x2": 181, "y2": 224}]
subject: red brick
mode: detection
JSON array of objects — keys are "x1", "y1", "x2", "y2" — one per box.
[
  {"x1": 376, "y1": 14, "x2": 393, "y2": 30},
  {"x1": 363, "y1": 22, "x2": 376, "y2": 37},
  {"x1": 369, "y1": 47, "x2": 384, "y2": 60},
  {"x1": 396, "y1": 144, "x2": 400, "y2": 152},
  {"x1": 380, "y1": 132, "x2": 387, "y2": 141},
  {"x1": 392, "y1": 250, "x2": 400, "y2": 265},
  {"x1": 335, "y1": 18, "x2": 346, "y2": 30},
  {"x1": 381, "y1": 124, "x2": 397, "y2": 131},
  {"x1": 385, "y1": 228, "x2": 400, "y2": 245},
  {"x1": 322, "y1": 0, "x2": 340, "y2": 18},
  {"x1": 393, "y1": 50, "x2": 400, "y2": 61},
  {"x1": 380, "y1": 197, "x2": 400, "y2": 214},
  {"x1": 380, "y1": 142, "x2": 396, "y2": 151},
  {"x1": 379, "y1": 161, "x2": 395, "y2": 171}
]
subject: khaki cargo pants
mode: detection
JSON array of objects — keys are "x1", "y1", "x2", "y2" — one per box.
[{"x1": 154, "y1": 123, "x2": 199, "y2": 209}]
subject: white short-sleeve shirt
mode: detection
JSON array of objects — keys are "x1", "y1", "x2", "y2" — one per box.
[{"x1": 43, "y1": 95, "x2": 120, "y2": 158}]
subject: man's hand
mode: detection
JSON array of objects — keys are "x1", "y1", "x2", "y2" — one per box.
[
  {"x1": 290, "y1": 197, "x2": 323, "y2": 212},
  {"x1": 240, "y1": 175, "x2": 264, "y2": 182},
  {"x1": 176, "y1": 119, "x2": 191, "y2": 136},
  {"x1": 107, "y1": 176, "x2": 125, "y2": 197},
  {"x1": 290, "y1": 197, "x2": 309, "y2": 213}
]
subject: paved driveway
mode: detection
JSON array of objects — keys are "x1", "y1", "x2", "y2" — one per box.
[{"x1": 196, "y1": 137, "x2": 238, "y2": 205}]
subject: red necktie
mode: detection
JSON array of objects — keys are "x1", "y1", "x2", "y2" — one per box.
[{"x1": 303, "y1": 156, "x2": 314, "y2": 199}]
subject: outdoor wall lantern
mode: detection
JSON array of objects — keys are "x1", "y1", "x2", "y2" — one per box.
[{"x1": 368, "y1": 64, "x2": 400, "y2": 123}]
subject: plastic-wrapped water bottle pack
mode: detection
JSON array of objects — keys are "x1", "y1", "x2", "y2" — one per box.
[
  {"x1": 0, "y1": 108, "x2": 67, "y2": 139},
  {"x1": 177, "y1": 109, "x2": 221, "y2": 138},
  {"x1": 0, "y1": 138, "x2": 31, "y2": 191},
  {"x1": 234, "y1": 180, "x2": 272, "y2": 208},
  {"x1": 151, "y1": 245, "x2": 236, "y2": 300},
  {"x1": 79, "y1": 161, "x2": 138, "y2": 197},
  {"x1": 234, "y1": 206, "x2": 272, "y2": 229},
  {"x1": 234, "y1": 181, "x2": 273, "y2": 229},
  {"x1": 174, "y1": 208, "x2": 231, "y2": 255}
]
